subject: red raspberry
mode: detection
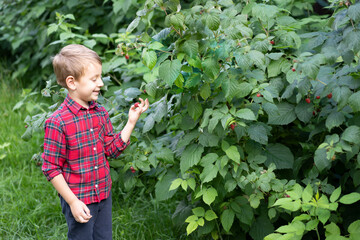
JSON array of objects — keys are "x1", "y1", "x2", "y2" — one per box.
[
  {"x1": 134, "y1": 102, "x2": 139, "y2": 108},
  {"x1": 270, "y1": 40, "x2": 275, "y2": 45},
  {"x1": 327, "y1": 93, "x2": 332, "y2": 99},
  {"x1": 316, "y1": 96, "x2": 320, "y2": 99},
  {"x1": 256, "y1": 93, "x2": 261, "y2": 97},
  {"x1": 130, "y1": 166, "x2": 136, "y2": 173},
  {"x1": 230, "y1": 124, "x2": 235, "y2": 131},
  {"x1": 305, "y1": 98, "x2": 311, "y2": 104},
  {"x1": 125, "y1": 54, "x2": 129, "y2": 60},
  {"x1": 292, "y1": 68, "x2": 296, "y2": 72},
  {"x1": 313, "y1": 111, "x2": 316, "y2": 116}
]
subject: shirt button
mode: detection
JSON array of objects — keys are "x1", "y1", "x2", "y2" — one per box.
[
  {"x1": 93, "y1": 147, "x2": 96, "y2": 151},
  {"x1": 95, "y1": 184, "x2": 98, "y2": 188},
  {"x1": 90, "y1": 128, "x2": 93, "y2": 132},
  {"x1": 94, "y1": 166, "x2": 98, "y2": 170}
]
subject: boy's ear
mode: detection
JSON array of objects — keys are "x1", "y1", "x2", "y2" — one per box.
[{"x1": 65, "y1": 76, "x2": 77, "y2": 90}]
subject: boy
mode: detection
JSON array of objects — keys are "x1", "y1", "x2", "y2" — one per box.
[{"x1": 42, "y1": 44, "x2": 149, "y2": 239}]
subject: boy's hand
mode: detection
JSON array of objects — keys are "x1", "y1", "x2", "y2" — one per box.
[
  {"x1": 69, "y1": 199, "x2": 92, "y2": 223},
  {"x1": 128, "y1": 97, "x2": 149, "y2": 125}
]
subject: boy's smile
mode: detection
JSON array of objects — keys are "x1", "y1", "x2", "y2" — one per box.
[{"x1": 67, "y1": 62, "x2": 103, "y2": 108}]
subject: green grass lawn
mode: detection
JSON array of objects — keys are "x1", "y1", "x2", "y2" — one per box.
[{"x1": 0, "y1": 69, "x2": 191, "y2": 239}]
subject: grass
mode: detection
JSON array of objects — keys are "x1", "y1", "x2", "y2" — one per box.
[{"x1": 0, "y1": 66, "x2": 194, "y2": 239}]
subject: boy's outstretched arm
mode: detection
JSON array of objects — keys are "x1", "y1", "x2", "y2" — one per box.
[
  {"x1": 121, "y1": 97, "x2": 149, "y2": 143},
  {"x1": 50, "y1": 174, "x2": 92, "y2": 223}
]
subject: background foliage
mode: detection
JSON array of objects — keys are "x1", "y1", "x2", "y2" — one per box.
[{"x1": 2, "y1": 0, "x2": 360, "y2": 239}]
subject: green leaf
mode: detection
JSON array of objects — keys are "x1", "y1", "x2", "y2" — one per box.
[
  {"x1": 342, "y1": 126, "x2": 360, "y2": 144},
  {"x1": 180, "y1": 144, "x2": 204, "y2": 173},
  {"x1": 348, "y1": 220, "x2": 360, "y2": 240},
  {"x1": 225, "y1": 146, "x2": 240, "y2": 164},
  {"x1": 248, "y1": 123, "x2": 268, "y2": 145},
  {"x1": 326, "y1": 112, "x2": 345, "y2": 131},
  {"x1": 265, "y1": 143, "x2": 294, "y2": 169},
  {"x1": 192, "y1": 207, "x2": 205, "y2": 217},
  {"x1": 314, "y1": 148, "x2": 330, "y2": 172},
  {"x1": 159, "y1": 59, "x2": 182, "y2": 87},
  {"x1": 206, "y1": 14, "x2": 220, "y2": 31},
  {"x1": 126, "y1": 17, "x2": 140, "y2": 33},
  {"x1": 235, "y1": 108, "x2": 256, "y2": 121},
  {"x1": 182, "y1": 40, "x2": 198, "y2": 59},
  {"x1": 202, "y1": 58, "x2": 220, "y2": 79},
  {"x1": 142, "y1": 49, "x2": 157, "y2": 70},
  {"x1": 325, "y1": 222, "x2": 341, "y2": 237},
  {"x1": 170, "y1": 13, "x2": 185, "y2": 29},
  {"x1": 169, "y1": 178, "x2": 182, "y2": 191},
  {"x1": 200, "y1": 164, "x2": 218, "y2": 183},
  {"x1": 187, "y1": 178, "x2": 196, "y2": 191},
  {"x1": 249, "y1": 50, "x2": 266, "y2": 71},
  {"x1": 302, "y1": 185, "x2": 313, "y2": 203},
  {"x1": 268, "y1": 102, "x2": 296, "y2": 125},
  {"x1": 203, "y1": 187, "x2": 218, "y2": 205},
  {"x1": 155, "y1": 170, "x2": 177, "y2": 201},
  {"x1": 339, "y1": 192, "x2": 360, "y2": 204},
  {"x1": 200, "y1": 83, "x2": 211, "y2": 100},
  {"x1": 330, "y1": 187, "x2": 341, "y2": 203},
  {"x1": 186, "y1": 221, "x2": 198, "y2": 235},
  {"x1": 348, "y1": 91, "x2": 360, "y2": 112},
  {"x1": 188, "y1": 99, "x2": 203, "y2": 121},
  {"x1": 348, "y1": 3, "x2": 360, "y2": 22},
  {"x1": 205, "y1": 210, "x2": 218, "y2": 221},
  {"x1": 221, "y1": 209, "x2": 235, "y2": 232}
]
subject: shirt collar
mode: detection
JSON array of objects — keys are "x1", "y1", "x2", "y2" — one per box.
[{"x1": 64, "y1": 94, "x2": 98, "y2": 115}]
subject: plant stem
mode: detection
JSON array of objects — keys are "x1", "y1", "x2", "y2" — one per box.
[{"x1": 210, "y1": 205, "x2": 223, "y2": 240}]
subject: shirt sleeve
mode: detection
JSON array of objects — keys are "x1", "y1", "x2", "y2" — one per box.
[
  {"x1": 41, "y1": 117, "x2": 66, "y2": 181},
  {"x1": 103, "y1": 111, "x2": 130, "y2": 159}
]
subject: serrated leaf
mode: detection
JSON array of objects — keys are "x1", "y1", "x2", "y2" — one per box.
[
  {"x1": 188, "y1": 99, "x2": 203, "y2": 121},
  {"x1": 249, "y1": 50, "x2": 266, "y2": 71},
  {"x1": 192, "y1": 207, "x2": 205, "y2": 217},
  {"x1": 225, "y1": 146, "x2": 240, "y2": 163},
  {"x1": 348, "y1": 220, "x2": 360, "y2": 240},
  {"x1": 180, "y1": 144, "x2": 204, "y2": 173},
  {"x1": 183, "y1": 40, "x2": 198, "y2": 59},
  {"x1": 203, "y1": 187, "x2": 218, "y2": 205},
  {"x1": 200, "y1": 83, "x2": 211, "y2": 100},
  {"x1": 326, "y1": 111, "x2": 345, "y2": 131},
  {"x1": 268, "y1": 102, "x2": 296, "y2": 125},
  {"x1": 221, "y1": 209, "x2": 235, "y2": 232},
  {"x1": 186, "y1": 221, "x2": 198, "y2": 235},
  {"x1": 205, "y1": 210, "x2": 218, "y2": 221},
  {"x1": 248, "y1": 123, "x2": 268, "y2": 145},
  {"x1": 142, "y1": 49, "x2": 157, "y2": 70},
  {"x1": 265, "y1": 143, "x2": 294, "y2": 169},
  {"x1": 235, "y1": 108, "x2": 256, "y2": 120},
  {"x1": 302, "y1": 184, "x2": 313, "y2": 203},
  {"x1": 169, "y1": 178, "x2": 182, "y2": 191},
  {"x1": 159, "y1": 59, "x2": 182, "y2": 87},
  {"x1": 342, "y1": 126, "x2": 360, "y2": 144},
  {"x1": 126, "y1": 17, "x2": 140, "y2": 33},
  {"x1": 206, "y1": 14, "x2": 220, "y2": 30},
  {"x1": 200, "y1": 164, "x2": 218, "y2": 183},
  {"x1": 348, "y1": 3, "x2": 360, "y2": 22},
  {"x1": 348, "y1": 91, "x2": 360, "y2": 112},
  {"x1": 314, "y1": 148, "x2": 330, "y2": 172},
  {"x1": 202, "y1": 58, "x2": 220, "y2": 79}
]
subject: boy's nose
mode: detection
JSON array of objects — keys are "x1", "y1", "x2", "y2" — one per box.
[{"x1": 97, "y1": 78, "x2": 104, "y2": 87}]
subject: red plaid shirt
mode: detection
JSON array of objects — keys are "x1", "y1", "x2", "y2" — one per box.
[{"x1": 42, "y1": 94, "x2": 130, "y2": 204}]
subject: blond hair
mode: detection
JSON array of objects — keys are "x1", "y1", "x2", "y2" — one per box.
[{"x1": 52, "y1": 44, "x2": 101, "y2": 88}]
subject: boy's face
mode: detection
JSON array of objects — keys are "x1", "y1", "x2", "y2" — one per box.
[{"x1": 70, "y1": 62, "x2": 103, "y2": 108}]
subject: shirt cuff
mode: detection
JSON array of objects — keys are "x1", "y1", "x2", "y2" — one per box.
[{"x1": 43, "y1": 169, "x2": 63, "y2": 181}]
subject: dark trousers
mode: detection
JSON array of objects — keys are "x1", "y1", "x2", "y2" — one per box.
[{"x1": 59, "y1": 193, "x2": 112, "y2": 240}]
